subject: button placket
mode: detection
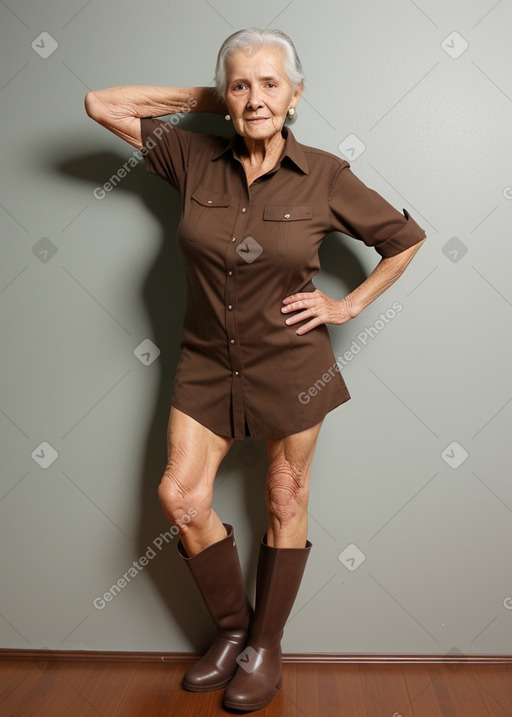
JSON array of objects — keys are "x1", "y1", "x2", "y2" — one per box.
[
  {"x1": 225, "y1": 263, "x2": 238, "y2": 371},
  {"x1": 224, "y1": 189, "x2": 252, "y2": 435},
  {"x1": 225, "y1": 191, "x2": 251, "y2": 369}
]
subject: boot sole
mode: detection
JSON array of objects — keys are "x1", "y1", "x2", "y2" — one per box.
[
  {"x1": 182, "y1": 676, "x2": 232, "y2": 692},
  {"x1": 223, "y1": 679, "x2": 282, "y2": 712}
]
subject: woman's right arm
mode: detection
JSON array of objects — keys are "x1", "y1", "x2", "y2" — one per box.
[{"x1": 84, "y1": 86, "x2": 226, "y2": 149}]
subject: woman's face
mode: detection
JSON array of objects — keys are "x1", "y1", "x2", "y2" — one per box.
[{"x1": 224, "y1": 46, "x2": 302, "y2": 144}]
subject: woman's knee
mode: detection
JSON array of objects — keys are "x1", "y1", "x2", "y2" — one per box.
[
  {"x1": 158, "y1": 448, "x2": 212, "y2": 527},
  {"x1": 265, "y1": 456, "x2": 310, "y2": 526}
]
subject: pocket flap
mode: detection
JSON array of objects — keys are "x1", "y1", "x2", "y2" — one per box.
[
  {"x1": 263, "y1": 204, "x2": 312, "y2": 221},
  {"x1": 191, "y1": 185, "x2": 231, "y2": 207}
]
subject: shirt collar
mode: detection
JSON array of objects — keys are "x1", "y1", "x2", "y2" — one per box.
[{"x1": 211, "y1": 127, "x2": 309, "y2": 175}]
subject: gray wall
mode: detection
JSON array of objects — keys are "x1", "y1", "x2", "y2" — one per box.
[{"x1": 1, "y1": 0, "x2": 511, "y2": 657}]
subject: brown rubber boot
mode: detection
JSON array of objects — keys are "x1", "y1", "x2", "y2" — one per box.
[
  {"x1": 223, "y1": 534, "x2": 311, "y2": 712},
  {"x1": 178, "y1": 524, "x2": 253, "y2": 692}
]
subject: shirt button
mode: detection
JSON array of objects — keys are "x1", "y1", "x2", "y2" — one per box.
[
  {"x1": 207, "y1": 200, "x2": 213, "y2": 204},
  {"x1": 232, "y1": 237, "x2": 236, "y2": 242},
  {"x1": 230, "y1": 339, "x2": 235, "y2": 344},
  {"x1": 241, "y1": 207, "x2": 247, "y2": 213},
  {"x1": 228, "y1": 305, "x2": 233, "y2": 310},
  {"x1": 284, "y1": 213, "x2": 291, "y2": 219},
  {"x1": 235, "y1": 371, "x2": 239, "y2": 376},
  {"x1": 228, "y1": 270, "x2": 233, "y2": 276}
]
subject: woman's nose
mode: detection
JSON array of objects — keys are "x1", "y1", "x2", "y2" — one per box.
[{"x1": 247, "y1": 91, "x2": 262, "y2": 109}]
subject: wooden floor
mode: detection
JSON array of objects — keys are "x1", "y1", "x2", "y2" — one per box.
[{"x1": 1, "y1": 657, "x2": 512, "y2": 716}]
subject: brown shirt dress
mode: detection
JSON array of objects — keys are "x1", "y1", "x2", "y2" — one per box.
[{"x1": 140, "y1": 118, "x2": 426, "y2": 440}]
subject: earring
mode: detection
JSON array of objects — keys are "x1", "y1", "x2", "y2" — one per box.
[
  {"x1": 287, "y1": 107, "x2": 295, "y2": 118},
  {"x1": 224, "y1": 114, "x2": 231, "y2": 121}
]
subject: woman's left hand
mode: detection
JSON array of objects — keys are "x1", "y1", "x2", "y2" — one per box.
[{"x1": 281, "y1": 289, "x2": 355, "y2": 335}]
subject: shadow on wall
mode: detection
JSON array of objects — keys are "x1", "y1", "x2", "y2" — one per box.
[{"x1": 56, "y1": 112, "x2": 368, "y2": 651}]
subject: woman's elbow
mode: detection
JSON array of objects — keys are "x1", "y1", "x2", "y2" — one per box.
[
  {"x1": 84, "y1": 91, "x2": 105, "y2": 122},
  {"x1": 396, "y1": 236, "x2": 426, "y2": 272},
  {"x1": 412, "y1": 235, "x2": 427, "y2": 256}
]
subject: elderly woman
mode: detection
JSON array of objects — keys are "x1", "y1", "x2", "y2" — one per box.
[{"x1": 85, "y1": 27, "x2": 426, "y2": 712}]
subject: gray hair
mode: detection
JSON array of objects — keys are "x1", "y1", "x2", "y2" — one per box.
[{"x1": 215, "y1": 28, "x2": 305, "y2": 99}]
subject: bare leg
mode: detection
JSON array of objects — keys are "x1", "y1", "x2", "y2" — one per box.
[
  {"x1": 157, "y1": 407, "x2": 235, "y2": 556},
  {"x1": 223, "y1": 421, "x2": 321, "y2": 710},
  {"x1": 160, "y1": 409, "x2": 250, "y2": 692},
  {"x1": 265, "y1": 420, "x2": 323, "y2": 548}
]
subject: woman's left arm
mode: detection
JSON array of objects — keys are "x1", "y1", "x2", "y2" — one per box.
[{"x1": 281, "y1": 237, "x2": 426, "y2": 335}]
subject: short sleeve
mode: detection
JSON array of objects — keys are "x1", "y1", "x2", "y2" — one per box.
[
  {"x1": 329, "y1": 163, "x2": 426, "y2": 258},
  {"x1": 140, "y1": 117, "x2": 193, "y2": 194}
]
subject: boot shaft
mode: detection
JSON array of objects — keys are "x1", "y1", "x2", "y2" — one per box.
[
  {"x1": 248, "y1": 536, "x2": 311, "y2": 649},
  {"x1": 178, "y1": 525, "x2": 253, "y2": 632}
]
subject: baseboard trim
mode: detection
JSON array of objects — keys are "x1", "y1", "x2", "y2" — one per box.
[
  {"x1": 284, "y1": 653, "x2": 512, "y2": 664},
  {"x1": 0, "y1": 649, "x2": 511, "y2": 664}
]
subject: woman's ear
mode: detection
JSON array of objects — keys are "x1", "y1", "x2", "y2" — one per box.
[{"x1": 291, "y1": 83, "x2": 303, "y2": 109}]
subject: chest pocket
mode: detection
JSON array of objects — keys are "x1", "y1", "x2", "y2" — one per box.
[
  {"x1": 263, "y1": 204, "x2": 312, "y2": 256},
  {"x1": 187, "y1": 185, "x2": 231, "y2": 242}
]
